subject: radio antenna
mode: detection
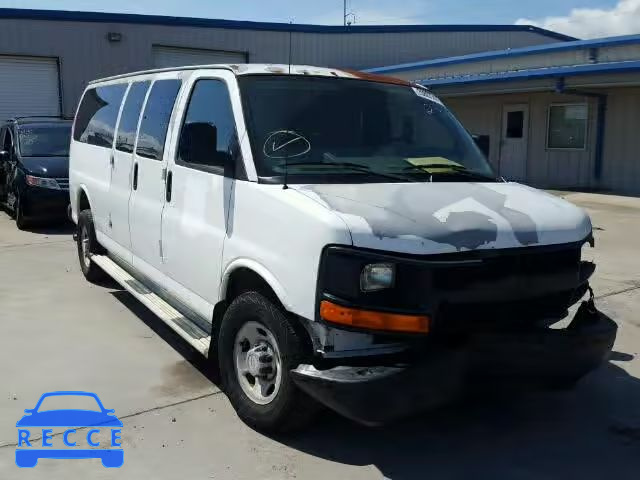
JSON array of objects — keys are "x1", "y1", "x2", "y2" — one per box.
[{"x1": 288, "y1": 20, "x2": 293, "y2": 75}]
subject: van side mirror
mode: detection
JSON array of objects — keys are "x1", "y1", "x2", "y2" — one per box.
[{"x1": 179, "y1": 122, "x2": 231, "y2": 170}]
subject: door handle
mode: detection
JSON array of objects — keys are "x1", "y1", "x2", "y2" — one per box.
[
  {"x1": 133, "y1": 163, "x2": 138, "y2": 190},
  {"x1": 165, "y1": 171, "x2": 172, "y2": 202}
]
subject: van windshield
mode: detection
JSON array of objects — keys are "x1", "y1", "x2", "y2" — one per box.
[{"x1": 238, "y1": 75, "x2": 495, "y2": 184}]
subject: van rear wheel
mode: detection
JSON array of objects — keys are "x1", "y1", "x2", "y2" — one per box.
[
  {"x1": 77, "y1": 209, "x2": 106, "y2": 282},
  {"x1": 218, "y1": 292, "x2": 319, "y2": 432}
]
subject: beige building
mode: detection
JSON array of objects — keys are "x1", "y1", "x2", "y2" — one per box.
[{"x1": 368, "y1": 35, "x2": 640, "y2": 195}]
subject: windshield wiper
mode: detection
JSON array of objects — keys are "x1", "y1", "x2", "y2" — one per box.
[
  {"x1": 280, "y1": 159, "x2": 416, "y2": 183},
  {"x1": 401, "y1": 164, "x2": 497, "y2": 181}
]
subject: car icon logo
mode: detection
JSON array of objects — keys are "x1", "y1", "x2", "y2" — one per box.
[{"x1": 16, "y1": 391, "x2": 123, "y2": 468}]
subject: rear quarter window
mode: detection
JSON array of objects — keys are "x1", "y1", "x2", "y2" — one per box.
[{"x1": 73, "y1": 84, "x2": 127, "y2": 148}]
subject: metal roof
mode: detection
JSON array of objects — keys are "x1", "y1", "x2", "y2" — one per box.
[
  {"x1": 418, "y1": 60, "x2": 640, "y2": 87},
  {"x1": 367, "y1": 34, "x2": 640, "y2": 74},
  {"x1": 0, "y1": 8, "x2": 575, "y2": 40}
]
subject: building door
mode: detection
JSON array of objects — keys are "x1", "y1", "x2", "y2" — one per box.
[
  {"x1": 499, "y1": 104, "x2": 529, "y2": 182},
  {"x1": 0, "y1": 56, "x2": 60, "y2": 119}
]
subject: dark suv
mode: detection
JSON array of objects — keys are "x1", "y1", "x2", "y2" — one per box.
[{"x1": 0, "y1": 117, "x2": 72, "y2": 229}]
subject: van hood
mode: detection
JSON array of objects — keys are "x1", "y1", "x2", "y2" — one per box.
[
  {"x1": 294, "y1": 182, "x2": 592, "y2": 255},
  {"x1": 20, "y1": 156, "x2": 69, "y2": 178}
]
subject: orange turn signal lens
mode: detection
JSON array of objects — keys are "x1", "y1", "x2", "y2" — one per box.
[{"x1": 320, "y1": 300, "x2": 430, "y2": 334}]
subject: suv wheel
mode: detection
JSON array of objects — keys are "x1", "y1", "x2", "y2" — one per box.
[
  {"x1": 218, "y1": 292, "x2": 319, "y2": 432},
  {"x1": 77, "y1": 209, "x2": 106, "y2": 282},
  {"x1": 15, "y1": 194, "x2": 29, "y2": 230}
]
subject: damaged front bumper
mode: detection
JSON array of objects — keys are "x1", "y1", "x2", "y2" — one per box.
[{"x1": 291, "y1": 304, "x2": 617, "y2": 426}]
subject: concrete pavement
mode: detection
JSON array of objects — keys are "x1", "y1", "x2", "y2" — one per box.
[{"x1": 1, "y1": 192, "x2": 639, "y2": 479}]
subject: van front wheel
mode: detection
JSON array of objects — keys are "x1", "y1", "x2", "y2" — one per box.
[{"x1": 218, "y1": 292, "x2": 318, "y2": 432}]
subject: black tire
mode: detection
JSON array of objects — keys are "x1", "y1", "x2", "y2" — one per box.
[
  {"x1": 77, "y1": 209, "x2": 106, "y2": 282},
  {"x1": 15, "y1": 194, "x2": 29, "y2": 230},
  {"x1": 542, "y1": 375, "x2": 581, "y2": 392},
  {"x1": 218, "y1": 292, "x2": 319, "y2": 433}
]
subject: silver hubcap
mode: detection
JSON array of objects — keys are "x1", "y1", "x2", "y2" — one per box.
[
  {"x1": 233, "y1": 321, "x2": 282, "y2": 405},
  {"x1": 81, "y1": 227, "x2": 91, "y2": 268}
]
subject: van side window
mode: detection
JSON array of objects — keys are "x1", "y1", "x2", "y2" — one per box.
[
  {"x1": 136, "y1": 79, "x2": 181, "y2": 161},
  {"x1": 116, "y1": 81, "x2": 150, "y2": 153},
  {"x1": 73, "y1": 84, "x2": 127, "y2": 148},
  {"x1": 177, "y1": 79, "x2": 239, "y2": 174}
]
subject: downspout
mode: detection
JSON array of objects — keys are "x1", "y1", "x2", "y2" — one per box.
[
  {"x1": 593, "y1": 96, "x2": 606, "y2": 180},
  {"x1": 555, "y1": 77, "x2": 607, "y2": 182}
]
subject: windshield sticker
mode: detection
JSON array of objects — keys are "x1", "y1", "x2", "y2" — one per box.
[
  {"x1": 263, "y1": 130, "x2": 311, "y2": 159},
  {"x1": 412, "y1": 87, "x2": 443, "y2": 106}
]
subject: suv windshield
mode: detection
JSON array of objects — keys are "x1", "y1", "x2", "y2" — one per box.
[
  {"x1": 238, "y1": 75, "x2": 494, "y2": 184},
  {"x1": 18, "y1": 123, "x2": 72, "y2": 157}
]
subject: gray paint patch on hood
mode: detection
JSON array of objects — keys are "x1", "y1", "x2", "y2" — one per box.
[{"x1": 299, "y1": 183, "x2": 541, "y2": 251}]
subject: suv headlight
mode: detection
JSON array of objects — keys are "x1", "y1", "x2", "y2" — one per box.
[
  {"x1": 360, "y1": 263, "x2": 395, "y2": 292},
  {"x1": 26, "y1": 175, "x2": 60, "y2": 190}
]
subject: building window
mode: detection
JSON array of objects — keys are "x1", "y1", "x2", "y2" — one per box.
[
  {"x1": 547, "y1": 104, "x2": 588, "y2": 149},
  {"x1": 506, "y1": 110, "x2": 524, "y2": 138}
]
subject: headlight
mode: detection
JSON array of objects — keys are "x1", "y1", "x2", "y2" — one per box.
[
  {"x1": 319, "y1": 247, "x2": 424, "y2": 312},
  {"x1": 26, "y1": 175, "x2": 60, "y2": 190},
  {"x1": 360, "y1": 263, "x2": 395, "y2": 292}
]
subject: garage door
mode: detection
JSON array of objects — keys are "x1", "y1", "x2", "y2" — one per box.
[
  {"x1": 0, "y1": 56, "x2": 60, "y2": 120},
  {"x1": 153, "y1": 46, "x2": 247, "y2": 68}
]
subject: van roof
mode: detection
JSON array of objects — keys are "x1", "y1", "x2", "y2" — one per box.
[{"x1": 90, "y1": 64, "x2": 415, "y2": 88}]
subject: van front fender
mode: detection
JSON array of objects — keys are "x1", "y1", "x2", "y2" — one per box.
[{"x1": 219, "y1": 259, "x2": 291, "y2": 312}]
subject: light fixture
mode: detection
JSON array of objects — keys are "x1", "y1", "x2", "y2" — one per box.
[{"x1": 107, "y1": 32, "x2": 122, "y2": 43}]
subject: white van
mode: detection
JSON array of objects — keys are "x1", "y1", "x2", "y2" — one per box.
[{"x1": 69, "y1": 64, "x2": 616, "y2": 431}]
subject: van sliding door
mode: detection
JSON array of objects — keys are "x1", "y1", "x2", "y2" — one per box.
[
  {"x1": 128, "y1": 78, "x2": 181, "y2": 276},
  {"x1": 109, "y1": 80, "x2": 150, "y2": 263}
]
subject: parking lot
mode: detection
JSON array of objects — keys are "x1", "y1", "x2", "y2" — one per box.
[{"x1": 1, "y1": 191, "x2": 639, "y2": 479}]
